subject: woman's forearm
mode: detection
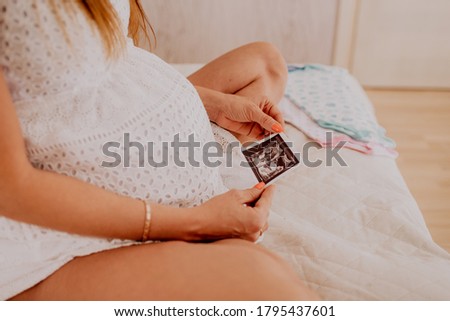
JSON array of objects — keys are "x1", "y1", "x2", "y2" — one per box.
[{"x1": 1, "y1": 167, "x2": 200, "y2": 241}]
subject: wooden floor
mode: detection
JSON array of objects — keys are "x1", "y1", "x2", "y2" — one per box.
[{"x1": 366, "y1": 89, "x2": 450, "y2": 253}]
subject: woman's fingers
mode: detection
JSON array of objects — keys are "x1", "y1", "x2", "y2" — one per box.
[
  {"x1": 255, "y1": 185, "x2": 276, "y2": 212},
  {"x1": 249, "y1": 106, "x2": 284, "y2": 134},
  {"x1": 215, "y1": 112, "x2": 263, "y2": 139},
  {"x1": 248, "y1": 185, "x2": 276, "y2": 239},
  {"x1": 264, "y1": 101, "x2": 286, "y2": 128},
  {"x1": 238, "y1": 183, "x2": 266, "y2": 205},
  {"x1": 196, "y1": 183, "x2": 276, "y2": 241}
]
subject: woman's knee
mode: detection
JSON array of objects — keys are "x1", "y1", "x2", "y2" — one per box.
[{"x1": 247, "y1": 41, "x2": 288, "y2": 84}]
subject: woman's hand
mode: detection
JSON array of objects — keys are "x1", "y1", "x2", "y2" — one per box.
[
  {"x1": 196, "y1": 86, "x2": 285, "y2": 140},
  {"x1": 214, "y1": 94, "x2": 285, "y2": 139},
  {"x1": 192, "y1": 184, "x2": 276, "y2": 242}
]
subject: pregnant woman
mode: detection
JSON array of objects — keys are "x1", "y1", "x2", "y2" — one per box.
[{"x1": 0, "y1": 0, "x2": 317, "y2": 300}]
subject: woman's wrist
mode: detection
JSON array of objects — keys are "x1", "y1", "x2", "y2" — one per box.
[
  {"x1": 194, "y1": 85, "x2": 228, "y2": 122},
  {"x1": 147, "y1": 202, "x2": 206, "y2": 241}
]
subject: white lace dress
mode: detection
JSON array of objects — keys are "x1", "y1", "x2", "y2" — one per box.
[{"x1": 0, "y1": 0, "x2": 236, "y2": 299}]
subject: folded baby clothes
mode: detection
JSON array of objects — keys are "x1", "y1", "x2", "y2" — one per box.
[
  {"x1": 285, "y1": 65, "x2": 396, "y2": 150},
  {"x1": 279, "y1": 96, "x2": 398, "y2": 158}
]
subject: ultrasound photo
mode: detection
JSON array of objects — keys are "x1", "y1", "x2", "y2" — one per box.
[{"x1": 242, "y1": 134, "x2": 300, "y2": 185}]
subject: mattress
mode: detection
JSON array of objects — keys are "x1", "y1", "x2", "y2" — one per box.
[{"x1": 173, "y1": 64, "x2": 450, "y2": 300}]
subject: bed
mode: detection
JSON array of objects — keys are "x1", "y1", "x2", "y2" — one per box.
[{"x1": 174, "y1": 64, "x2": 450, "y2": 300}]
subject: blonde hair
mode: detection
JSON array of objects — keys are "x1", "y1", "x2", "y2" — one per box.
[{"x1": 50, "y1": 0, "x2": 155, "y2": 58}]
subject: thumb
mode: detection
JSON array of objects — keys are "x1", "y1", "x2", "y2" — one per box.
[
  {"x1": 255, "y1": 185, "x2": 276, "y2": 210},
  {"x1": 240, "y1": 182, "x2": 266, "y2": 204},
  {"x1": 251, "y1": 108, "x2": 284, "y2": 134}
]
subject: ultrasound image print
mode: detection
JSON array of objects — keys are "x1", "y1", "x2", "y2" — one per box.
[{"x1": 242, "y1": 134, "x2": 300, "y2": 185}]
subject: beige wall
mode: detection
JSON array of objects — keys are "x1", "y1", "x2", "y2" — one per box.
[
  {"x1": 140, "y1": 0, "x2": 449, "y2": 89},
  {"x1": 141, "y1": 0, "x2": 338, "y2": 64},
  {"x1": 335, "y1": 0, "x2": 450, "y2": 89}
]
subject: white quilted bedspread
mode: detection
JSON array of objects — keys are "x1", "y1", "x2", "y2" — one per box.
[
  {"x1": 264, "y1": 126, "x2": 450, "y2": 300},
  {"x1": 174, "y1": 64, "x2": 450, "y2": 300}
]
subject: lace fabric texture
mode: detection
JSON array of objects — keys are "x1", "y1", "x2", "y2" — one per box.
[{"x1": 0, "y1": 0, "x2": 229, "y2": 299}]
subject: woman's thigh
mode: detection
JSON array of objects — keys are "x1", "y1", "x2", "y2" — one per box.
[{"x1": 11, "y1": 239, "x2": 318, "y2": 300}]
